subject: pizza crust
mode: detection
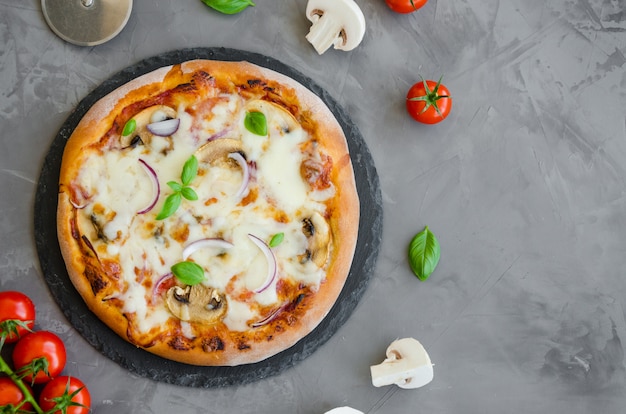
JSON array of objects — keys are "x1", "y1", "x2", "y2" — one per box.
[{"x1": 57, "y1": 59, "x2": 359, "y2": 366}]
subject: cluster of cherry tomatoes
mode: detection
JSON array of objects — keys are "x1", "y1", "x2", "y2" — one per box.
[
  {"x1": 384, "y1": 0, "x2": 453, "y2": 125},
  {"x1": 0, "y1": 291, "x2": 91, "y2": 414}
]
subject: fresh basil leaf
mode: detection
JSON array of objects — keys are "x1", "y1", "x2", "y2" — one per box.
[
  {"x1": 167, "y1": 181, "x2": 183, "y2": 192},
  {"x1": 408, "y1": 226, "x2": 440, "y2": 281},
  {"x1": 122, "y1": 118, "x2": 136, "y2": 136},
  {"x1": 269, "y1": 232, "x2": 284, "y2": 248},
  {"x1": 181, "y1": 155, "x2": 198, "y2": 186},
  {"x1": 200, "y1": 0, "x2": 255, "y2": 15},
  {"x1": 181, "y1": 186, "x2": 198, "y2": 201},
  {"x1": 171, "y1": 261, "x2": 205, "y2": 285},
  {"x1": 244, "y1": 111, "x2": 268, "y2": 136},
  {"x1": 156, "y1": 192, "x2": 182, "y2": 220}
]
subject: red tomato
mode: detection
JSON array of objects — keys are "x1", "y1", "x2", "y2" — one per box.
[
  {"x1": 0, "y1": 377, "x2": 33, "y2": 411},
  {"x1": 386, "y1": 0, "x2": 428, "y2": 14},
  {"x1": 406, "y1": 78, "x2": 452, "y2": 124},
  {"x1": 0, "y1": 291, "x2": 35, "y2": 343},
  {"x1": 12, "y1": 331, "x2": 66, "y2": 384},
  {"x1": 39, "y1": 376, "x2": 91, "y2": 414}
]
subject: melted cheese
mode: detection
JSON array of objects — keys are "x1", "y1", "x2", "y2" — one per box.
[{"x1": 75, "y1": 97, "x2": 332, "y2": 333}]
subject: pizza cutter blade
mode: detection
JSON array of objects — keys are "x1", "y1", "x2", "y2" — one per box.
[{"x1": 41, "y1": 0, "x2": 133, "y2": 46}]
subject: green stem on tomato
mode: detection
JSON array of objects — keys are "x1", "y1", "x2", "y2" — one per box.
[{"x1": 0, "y1": 354, "x2": 45, "y2": 414}]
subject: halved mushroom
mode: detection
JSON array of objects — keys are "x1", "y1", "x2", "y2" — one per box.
[
  {"x1": 165, "y1": 284, "x2": 227, "y2": 324},
  {"x1": 300, "y1": 211, "x2": 331, "y2": 268},
  {"x1": 245, "y1": 100, "x2": 300, "y2": 134},
  {"x1": 121, "y1": 105, "x2": 178, "y2": 148},
  {"x1": 305, "y1": 0, "x2": 366, "y2": 55},
  {"x1": 370, "y1": 338, "x2": 434, "y2": 389},
  {"x1": 195, "y1": 138, "x2": 244, "y2": 164}
]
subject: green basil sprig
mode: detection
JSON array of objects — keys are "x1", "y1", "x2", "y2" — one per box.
[
  {"x1": 408, "y1": 226, "x2": 440, "y2": 281},
  {"x1": 171, "y1": 261, "x2": 205, "y2": 285},
  {"x1": 244, "y1": 111, "x2": 268, "y2": 136},
  {"x1": 200, "y1": 0, "x2": 255, "y2": 15},
  {"x1": 156, "y1": 155, "x2": 199, "y2": 220}
]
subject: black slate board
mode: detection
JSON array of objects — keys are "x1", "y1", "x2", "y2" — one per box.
[{"x1": 34, "y1": 47, "x2": 383, "y2": 388}]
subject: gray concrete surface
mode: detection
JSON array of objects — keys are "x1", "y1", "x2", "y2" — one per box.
[{"x1": 1, "y1": 0, "x2": 626, "y2": 413}]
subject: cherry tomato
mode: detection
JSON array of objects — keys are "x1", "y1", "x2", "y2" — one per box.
[
  {"x1": 0, "y1": 377, "x2": 33, "y2": 411},
  {"x1": 12, "y1": 330, "x2": 66, "y2": 384},
  {"x1": 0, "y1": 291, "x2": 35, "y2": 343},
  {"x1": 39, "y1": 376, "x2": 91, "y2": 414},
  {"x1": 386, "y1": 0, "x2": 428, "y2": 14},
  {"x1": 406, "y1": 78, "x2": 452, "y2": 124}
]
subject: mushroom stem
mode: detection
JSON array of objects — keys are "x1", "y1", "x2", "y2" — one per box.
[{"x1": 306, "y1": 14, "x2": 343, "y2": 55}]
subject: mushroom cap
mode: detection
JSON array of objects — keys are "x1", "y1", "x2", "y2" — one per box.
[
  {"x1": 301, "y1": 211, "x2": 332, "y2": 268},
  {"x1": 385, "y1": 337, "x2": 431, "y2": 362},
  {"x1": 245, "y1": 99, "x2": 300, "y2": 133},
  {"x1": 305, "y1": 0, "x2": 366, "y2": 52},
  {"x1": 195, "y1": 138, "x2": 244, "y2": 164},
  {"x1": 121, "y1": 105, "x2": 177, "y2": 147},
  {"x1": 165, "y1": 284, "x2": 228, "y2": 324}
]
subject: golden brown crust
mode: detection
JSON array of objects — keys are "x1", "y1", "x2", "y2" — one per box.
[{"x1": 57, "y1": 59, "x2": 359, "y2": 366}]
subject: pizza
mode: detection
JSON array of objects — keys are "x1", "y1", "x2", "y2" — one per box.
[{"x1": 56, "y1": 59, "x2": 360, "y2": 366}]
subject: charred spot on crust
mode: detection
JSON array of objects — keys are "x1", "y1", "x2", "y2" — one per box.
[
  {"x1": 84, "y1": 264, "x2": 107, "y2": 295},
  {"x1": 202, "y1": 336, "x2": 225, "y2": 352},
  {"x1": 237, "y1": 341, "x2": 251, "y2": 350},
  {"x1": 245, "y1": 79, "x2": 275, "y2": 93},
  {"x1": 173, "y1": 82, "x2": 195, "y2": 94},
  {"x1": 247, "y1": 79, "x2": 264, "y2": 88},
  {"x1": 291, "y1": 293, "x2": 306, "y2": 309},
  {"x1": 191, "y1": 71, "x2": 214, "y2": 89},
  {"x1": 168, "y1": 335, "x2": 192, "y2": 351}
]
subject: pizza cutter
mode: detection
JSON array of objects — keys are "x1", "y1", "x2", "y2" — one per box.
[{"x1": 41, "y1": 0, "x2": 133, "y2": 46}]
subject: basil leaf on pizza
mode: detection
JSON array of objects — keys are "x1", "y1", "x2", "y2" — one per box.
[
  {"x1": 171, "y1": 261, "x2": 205, "y2": 285},
  {"x1": 122, "y1": 118, "x2": 136, "y2": 136},
  {"x1": 56, "y1": 60, "x2": 360, "y2": 366},
  {"x1": 156, "y1": 192, "x2": 182, "y2": 220},
  {"x1": 269, "y1": 232, "x2": 284, "y2": 247},
  {"x1": 181, "y1": 155, "x2": 198, "y2": 186},
  {"x1": 244, "y1": 111, "x2": 267, "y2": 136}
]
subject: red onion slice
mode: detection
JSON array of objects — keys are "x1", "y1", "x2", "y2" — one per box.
[
  {"x1": 137, "y1": 159, "x2": 160, "y2": 214},
  {"x1": 147, "y1": 118, "x2": 180, "y2": 136},
  {"x1": 81, "y1": 235, "x2": 99, "y2": 261},
  {"x1": 248, "y1": 234, "x2": 277, "y2": 293},
  {"x1": 70, "y1": 199, "x2": 88, "y2": 209},
  {"x1": 207, "y1": 128, "x2": 231, "y2": 141},
  {"x1": 182, "y1": 238, "x2": 234, "y2": 261},
  {"x1": 152, "y1": 272, "x2": 174, "y2": 303},
  {"x1": 250, "y1": 302, "x2": 289, "y2": 328},
  {"x1": 228, "y1": 152, "x2": 250, "y2": 198}
]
